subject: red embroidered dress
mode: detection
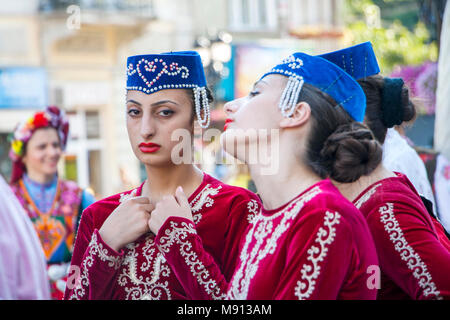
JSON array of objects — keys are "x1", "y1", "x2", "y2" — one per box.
[
  {"x1": 64, "y1": 173, "x2": 260, "y2": 300},
  {"x1": 353, "y1": 172, "x2": 450, "y2": 300},
  {"x1": 156, "y1": 179, "x2": 379, "y2": 300}
]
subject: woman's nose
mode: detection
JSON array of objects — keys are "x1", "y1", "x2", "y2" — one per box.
[
  {"x1": 224, "y1": 99, "x2": 239, "y2": 116},
  {"x1": 140, "y1": 114, "x2": 156, "y2": 139}
]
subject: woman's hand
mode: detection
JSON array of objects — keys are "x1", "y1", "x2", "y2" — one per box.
[
  {"x1": 99, "y1": 196, "x2": 154, "y2": 252},
  {"x1": 148, "y1": 186, "x2": 193, "y2": 235}
]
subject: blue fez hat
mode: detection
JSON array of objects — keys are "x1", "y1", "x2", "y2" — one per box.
[
  {"x1": 318, "y1": 42, "x2": 380, "y2": 80},
  {"x1": 260, "y1": 52, "x2": 366, "y2": 122},
  {"x1": 126, "y1": 51, "x2": 210, "y2": 128}
]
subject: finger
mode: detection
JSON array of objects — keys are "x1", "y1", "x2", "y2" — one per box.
[
  {"x1": 162, "y1": 194, "x2": 178, "y2": 206},
  {"x1": 143, "y1": 203, "x2": 155, "y2": 213},
  {"x1": 148, "y1": 217, "x2": 158, "y2": 235},
  {"x1": 131, "y1": 196, "x2": 150, "y2": 204},
  {"x1": 175, "y1": 186, "x2": 190, "y2": 208}
]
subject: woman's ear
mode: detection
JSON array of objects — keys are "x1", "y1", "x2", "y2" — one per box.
[{"x1": 279, "y1": 102, "x2": 311, "y2": 128}]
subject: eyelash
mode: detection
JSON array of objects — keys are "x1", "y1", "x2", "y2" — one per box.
[
  {"x1": 127, "y1": 108, "x2": 174, "y2": 117},
  {"x1": 127, "y1": 109, "x2": 140, "y2": 116},
  {"x1": 249, "y1": 90, "x2": 259, "y2": 97},
  {"x1": 158, "y1": 109, "x2": 174, "y2": 117}
]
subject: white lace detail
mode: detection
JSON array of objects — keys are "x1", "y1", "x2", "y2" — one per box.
[
  {"x1": 68, "y1": 232, "x2": 123, "y2": 299},
  {"x1": 379, "y1": 203, "x2": 442, "y2": 299},
  {"x1": 247, "y1": 199, "x2": 260, "y2": 223},
  {"x1": 355, "y1": 183, "x2": 381, "y2": 209},
  {"x1": 190, "y1": 184, "x2": 222, "y2": 224},
  {"x1": 227, "y1": 186, "x2": 321, "y2": 300},
  {"x1": 119, "y1": 189, "x2": 138, "y2": 203},
  {"x1": 294, "y1": 211, "x2": 341, "y2": 300},
  {"x1": 158, "y1": 220, "x2": 226, "y2": 299}
]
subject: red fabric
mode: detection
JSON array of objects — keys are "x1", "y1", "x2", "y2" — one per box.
[
  {"x1": 353, "y1": 172, "x2": 450, "y2": 300},
  {"x1": 159, "y1": 179, "x2": 379, "y2": 300},
  {"x1": 227, "y1": 179, "x2": 378, "y2": 300},
  {"x1": 64, "y1": 173, "x2": 261, "y2": 300},
  {"x1": 10, "y1": 160, "x2": 26, "y2": 185}
]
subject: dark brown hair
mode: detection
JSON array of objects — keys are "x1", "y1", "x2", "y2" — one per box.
[
  {"x1": 357, "y1": 75, "x2": 416, "y2": 144},
  {"x1": 300, "y1": 83, "x2": 383, "y2": 183}
]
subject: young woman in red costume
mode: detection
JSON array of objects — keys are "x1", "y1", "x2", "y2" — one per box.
[
  {"x1": 64, "y1": 51, "x2": 260, "y2": 300},
  {"x1": 147, "y1": 52, "x2": 380, "y2": 300},
  {"x1": 321, "y1": 43, "x2": 450, "y2": 299}
]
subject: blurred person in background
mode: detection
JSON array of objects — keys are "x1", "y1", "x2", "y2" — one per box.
[
  {"x1": 0, "y1": 174, "x2": 50, "y2": 300},
  {"x1": 321, "y1": 42, "x2": 450, "y2": 299},
  {"x1": 320, "y1": 42, "x2": 437, "y2": 218},
  {"x1": 8, "y1": 106, "x2": 95, "y2": 300}
]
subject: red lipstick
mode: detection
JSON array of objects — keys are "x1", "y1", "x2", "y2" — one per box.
[
  {"x1": 139, "y1": 142, "x2": 161, "y2": 153},
  {"x1": 224, "y1": 118, "x2": 234, "y2": 131}
]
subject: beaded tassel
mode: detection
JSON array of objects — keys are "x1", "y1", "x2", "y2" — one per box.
[
  {"x1": 194, "y1": 87, "x2": 210, "y2": 128},
  {"x1": 279, "y1": 76, "x2": 304, "y2": 117}
]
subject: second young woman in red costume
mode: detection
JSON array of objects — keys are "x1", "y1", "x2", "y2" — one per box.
[{"x1": 147, "y1": 52, "x2": 380, "y2": 299}]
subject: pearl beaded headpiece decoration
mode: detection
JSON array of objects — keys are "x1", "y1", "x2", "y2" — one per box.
[
  {"x1": 259, "y1": 52, "x2": 367, "y2": 122},
  {"x1": 126, "y1": 51, "x2": 210, "y2": 128}
]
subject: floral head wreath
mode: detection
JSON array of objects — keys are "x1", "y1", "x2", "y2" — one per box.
[{"x1": 9, "y1": 106, "x2": 69, "y2": 162}]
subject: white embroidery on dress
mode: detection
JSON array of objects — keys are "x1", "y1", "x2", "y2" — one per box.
[
  {"x1": 294, "y1": 211, "x2": 341, "y2": 300},
  {"x1": 119, "y1": 189, "x2": 138, "y2": 203},
  {"x1": 69, "y1": 232, "x2": 123, "y2": 300},
  {"x1": 157, "y1": 220, "x2": 226, "y2": 299},
  {"x1": 190, "y1": 184, "x2": 222, "y2": 224},
  {"x1": 115, "y1": 182, "x2": 220, "y2": 300},
  {"x1": 117, "y1": 235, "x2": 172, "y2": 300},
  {"x1": 379, "y1": 203, "x2": 442, "y2": 299},
  {"x1": 227, "y1": 186, "x2": 321, "y2": 300},
  {"x1": 247, "y1": 199, "x2": 260, "y2": 223},
  {"x1": 355, "y1": 183, "x2": 381, "y2": 209}
]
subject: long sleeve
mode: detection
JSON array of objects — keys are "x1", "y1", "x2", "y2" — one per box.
[
  {"x1": 272, "y1": 210, "x2": 360, "y2": 300},
  {"x1": 64, "y1": 207, "x2": 125, "y2": 300},
  {"x1": 154, "y1": 197, "x2": 259, "y2": 300},
  {"x1": 366, "y1": 202, "x2": 450, "y2": 300},
  {"x1": 155, "y1": 217, "x2": 228, "y2": 300}
]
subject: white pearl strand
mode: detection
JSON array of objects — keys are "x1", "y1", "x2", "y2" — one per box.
[
  {"x1": 279, "y1": 76, "x2": 304, "y2": 118},
  {"x1": 194, "y1": 87, "x2": 210, "y2": 129}
]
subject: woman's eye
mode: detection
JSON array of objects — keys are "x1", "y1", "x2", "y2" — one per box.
[
  {"x1": 127, "y1": 109, "x2": 140, "y2": 116},
  {"x1": 249, "y1": 90, "x2": 259, "y2": 97},
  {"x1": 158, "y1": 109, "x2": 174, "y2": 117}
]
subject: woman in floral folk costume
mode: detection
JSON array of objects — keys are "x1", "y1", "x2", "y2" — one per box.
[
  {"x1": 64, "y1": 51, "x2": 260, "y2": 300},
  {"x1": 9, "y1": 106, "x2": 96, "y2": 300}
]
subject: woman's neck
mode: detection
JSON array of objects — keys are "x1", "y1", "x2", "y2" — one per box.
[
  {"x1": 248, "y1": 157, "x2": 321, "y2": 211},
  {"x1": 333, "y1": 164, "x2": 396, "y2": 202},
  {"x1": 142, "y1": 164, "x2": 204, "y2": 203},
  {"x1": 25, "y1": 170, "x2": 57, "y2": 185}
]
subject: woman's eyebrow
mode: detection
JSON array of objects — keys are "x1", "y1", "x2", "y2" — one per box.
[
  {"x1": 150, "y1": 100, "x2": 179, "y2": 107},
  {"x1": 126, "y1": 99, "x2": 142, "y2": 106},
  {"x1": 254, "y1": 79, "x2": 268, "y2": 87}
]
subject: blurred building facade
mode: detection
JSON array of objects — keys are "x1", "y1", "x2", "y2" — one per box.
[{"x1": 0, "y1": 0, "x2": 344, "y2": 198}]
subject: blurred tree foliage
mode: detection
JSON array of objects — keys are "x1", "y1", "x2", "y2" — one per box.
[{"x1": 344, "y1": 0, "x2": 438, "y2": 74}]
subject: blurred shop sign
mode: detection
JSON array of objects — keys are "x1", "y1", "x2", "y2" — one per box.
[
  {"x1": 60, "y1": 82, "x2": 111, "y2": 107},
  {"x1": 0, "y1": 68, "x2": 48, "y2": 109}
]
